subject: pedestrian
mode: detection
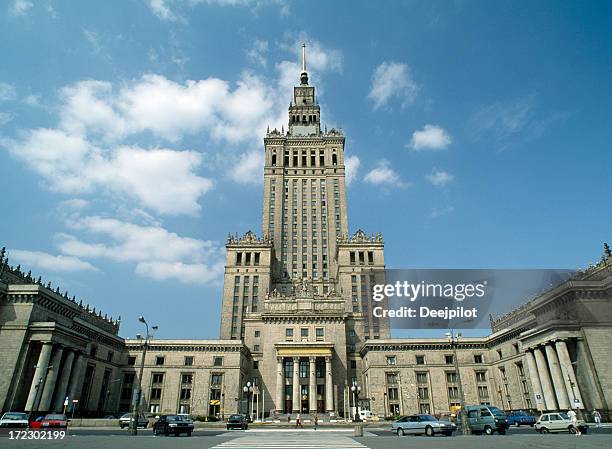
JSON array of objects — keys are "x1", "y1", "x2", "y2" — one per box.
[
  {"x1": 314, "y1": 414, "x2": 318, "y2": 430},
  {"x1": 593, "y1": 409, "x2": 601, "y2": 428},
  {"x1": 295, "y1": 413, "x2": 303, "y2": 429},
  {"x1": 287, "y1": 414, "x2": 291, "y2": 424},
  {"x1": 567, "y1": 409, "x2": 581, "y2": 436}
]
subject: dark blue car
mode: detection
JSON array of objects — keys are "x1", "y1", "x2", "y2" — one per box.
[{"x1": 506, "y1": 410, "x2": 536, "y2": 427}]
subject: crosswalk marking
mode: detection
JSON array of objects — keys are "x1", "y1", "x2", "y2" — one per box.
[{"x1": 211, "y1": 434, "x2": 369, "y2": 449}]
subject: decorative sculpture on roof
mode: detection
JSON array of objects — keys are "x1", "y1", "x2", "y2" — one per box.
[{"x1": 227, "y1": 230, "x2": 269, "y2": 245}]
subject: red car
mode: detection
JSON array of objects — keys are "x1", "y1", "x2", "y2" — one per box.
[{"x1": 33, "y1": 414, "x2": 68, "y2": 428}]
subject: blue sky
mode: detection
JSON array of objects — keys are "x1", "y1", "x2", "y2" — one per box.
[{"x1": 1, "y1": 0, "x2": 610, "y2": 340}]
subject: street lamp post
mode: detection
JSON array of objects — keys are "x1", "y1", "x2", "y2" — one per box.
[
  {"x1": 243, "y1": 382, "x2": 253, "y2": 421},
  {"x1": 567, "y1": 374, "x2": 584, "y2": 420},
  {"x1": 29, "y1": 364, "x2": 53, "y2": 420},
  {"x1": 446, "y1": 330, "x2": 471, "y2": 435},
  {"x1": 351, "y1": 384, "x2": 362, "y2": 422},
  {"x1": 130, "y1": 316, "x2": 158, "y2": 436}
]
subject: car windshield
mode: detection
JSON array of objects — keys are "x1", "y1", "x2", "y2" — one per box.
[
  {"x1": 3, "y1": 413, "x2": 27, "y2": 420},
  {"x1": 121, "y1": 413, "x2": 131, "y2": 418},
  {"x1": 559, "y1": 413, "x2": 570, "y2": 420},
  {"x1": 229, "y1": 415, "x2": 242, "y2": 419},
  {"x1": 45, "y1": 415, "x2": 66, "y2": 420},
  {"x1": 420, "y1": 415, "x2": 437, "y2": 421},
  {"x1": 488, "y1": 407, "x2": 505, "y2": 417},
  {"x1": 166, "y1": 416, "x2": 182, "y2": 422}
]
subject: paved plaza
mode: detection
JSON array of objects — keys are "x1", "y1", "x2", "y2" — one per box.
[{"x1": 3, "y1": 427, "x2": 612, "y2": 449}]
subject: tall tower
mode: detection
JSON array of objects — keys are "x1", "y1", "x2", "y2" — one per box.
[
  {"x1": 219, "y1": 45, "x2": 388, "y2": 417},
  {"x1": 262, "y1": 43, "x2": 349, "y2": 295}
]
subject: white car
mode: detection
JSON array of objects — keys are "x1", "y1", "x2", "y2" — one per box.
[
  {"x1": 0, "y1": 412, "x2": 29, "y2": 428},
  {"x1": 535, "y1": 412, "x2": 588, "y2": 434}
]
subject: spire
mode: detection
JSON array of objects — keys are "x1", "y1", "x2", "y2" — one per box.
[{"x1": 300, "y1": 43, "x2": 308, "y2": 85}]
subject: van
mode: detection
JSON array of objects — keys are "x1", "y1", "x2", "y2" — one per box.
[
  {"x1": 358, "y1": 410, "x2": 373, "y2": 421},
  {"x1": 465, "y1": 405, "x2": 508, "y2": 435}
]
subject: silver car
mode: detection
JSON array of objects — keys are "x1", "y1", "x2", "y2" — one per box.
[{"x1": 392, "y1": 414, "x2": 457, "y2": 436}]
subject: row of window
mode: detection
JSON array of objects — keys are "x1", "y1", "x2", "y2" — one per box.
[
  {"x1": 270, "y1": 149, "x2": 339, "y2": 167},
  {"x1": 385, "y1": 353, "x2": 485, "y2": 365},
  {"x1": 285, "y1": 327, "x2": 325, "y2": 341},
  {"x1": 234, "y1": 252, "x2": 261, "y2": 266},
  {"x1": 127, "y1": 355, "x2": 224, "y2": 367}
]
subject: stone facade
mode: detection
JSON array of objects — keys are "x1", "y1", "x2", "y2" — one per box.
[{"x1": 1, "y1": 49, "x2": 611, "y2": 421}]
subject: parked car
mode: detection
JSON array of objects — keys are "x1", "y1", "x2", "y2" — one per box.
[
  {"x1": 0, "y1": 412, "x2": 29, "y2": 428},
  {"x1": 39, "y1": 414, "x2": 68, "y2": 428},
  {"x1": 506, "y1": 410, "x2": 536, "y2": 427},
  {"x1": 392, "y1": 414, "x2": 457, "y2": 436},
  {"x1": 359, "y1": 410, "x2": 375, "y2": 421},
  {"x1": 535, "y1": 412, "x2": 588, "y2": 434},
  {"x1": 28, "y1": 415, "x2": 44, "y2": 429},
  {"x1": 152, "y1": 414, "x2": 194, "y2": 437},
  {"x1": 465, "y1": 405, "x2": 508, "y2": 435},
  {"x1": 226, "y1": 414, "x2": 249, "y2": 430},
  {"x1": 119, "y1": 412, "x2": 148, "y2": 429}
]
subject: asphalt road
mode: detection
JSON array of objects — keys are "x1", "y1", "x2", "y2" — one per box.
[{"x1": 2, "y1": 427, "x2": 611, "y2": 449}]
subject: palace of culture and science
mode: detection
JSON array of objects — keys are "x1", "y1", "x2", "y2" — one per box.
[{"x1": 1, "y1": 46, "x2": 611, "y2": 421}]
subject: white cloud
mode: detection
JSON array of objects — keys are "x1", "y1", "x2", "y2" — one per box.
[
  {"x1": 364, "y1": 160, "x2": 407, "y2": 187},
  {"x1": 82, "y1": 29, "x2": 102, "y2": 53},
  {"x1": 426, "y1": 169, "x2": 454, "y2": 187},
  {"x1": 4, "y1": 128, "x2": 213, "y2": 215},
  {"x1": 345, "y1": 155, "x2": 361, "y2": 186},
  {"x1": 149, "y1": 0, "x2": 179, "y2": 21},
  {"x1": 0, "y1": 83, "x2": 17, "y2": 101},
  {"x1": 24, "y1": 94, "x2": 42, "y2": 107},
  {"x1": 0, "y1": 112, "x2": 15, "y2": 125},
  {"x1": 247, "y1": 39, "x2": 269, "y2": 68},
  {"x1": 471, "y1": 95, "x2": 535, "y2": 140},
  {"x1": 9, "y1": 249, "x2": 98, "y2": 272},
  {"x1": 9, "y1": 0, "x2": 32, "y2": 16},
  {"x1": 410, "y1": 124, "x2": 452, "y2": 151},
  {"x1": 368, "y1": 61, "x2": 417, "y2": 110},
  {"x1": 229, "y1": 150, "x2": 264, "y2": 184},
  {"x1": 430, "y1": 205, "x2": 454, "y2": 218},
  {"x1": 57, "y1": 215, "x2": 224, "y2": 285}
]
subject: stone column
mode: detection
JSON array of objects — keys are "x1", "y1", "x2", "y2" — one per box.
[
  {"x1": 53, "y1": 350, "x2": 75, "y2": 412},
  {"x1": 555, "y1": 340, "x2": 584, "y2": 407},
  {"x1": 67, "y1": 353, "x2": 85, "y2": 403},
  {"x1": 545, "y1": 344, "x2": 570, "y2": 409},
  {"x1": 534, "y1": 346, "x2": 558, "y2": 410},
  {"x1": 325, "y1": 356, "x2": 333, "y2": 413},
  {"x1": 276, "y1": 357, "x2": 284, "y2": 413},
  {"x1": 525, "y1": 350, "x2": 545, "y2": 410},
  {"x1": 292, "y1": 357, "x2": 300, "y2": 413},
  {"x1": 25, "y1": 342, "x2": 53, "y2": 412},
  {"x1": 39, "y1": 346, "x2": 64, "y2": 411},
  {"x1": 309, "y1": 356, "x2": 317, "y2": 413}
]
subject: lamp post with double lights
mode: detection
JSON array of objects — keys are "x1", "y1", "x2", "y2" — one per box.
[
  {"x1": 567, "y1": 373, "x2": 584, "y2": 420},
  {"x1": 351, "y1": 384, "x2": 362, "y2": 422},
  {"x1": 243, "y1": 381, "x2": 254, "y2": 422},
  {"x1": 446, "y1": 330, "x2": 470, "y2": 435},
  {"x1": 29, "y1": 363, "x2": 53, "y2": 420},
  {"x1": 130, "y1": 316, "x2": 158, "y2": 436}
]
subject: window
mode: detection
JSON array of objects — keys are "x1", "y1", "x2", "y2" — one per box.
[
  {"x1": 418, "y1": 387, "x2": 429, "y2": 400},
  {"x1": 253, "y1": 361, "x2": 259, "y2": 369},
  {"x1": 315, "y1": 327, "x2": 324, "y2": 340},
  {"x1": 127, "y1": 356, "x2": 136, "y2": 366},
  {"x1": 416, "y1": 355, "x2": 425, "y2": 365},
  {"x1": 416, "y1": 372, "x2": 428, "y2": 384},
  {"x1": 253, "y1": 345, "x2": 260, "y2": 352},
  {"x1": 386, "y1": 356, "x2": 397, "y2": 366},
  {"x1": 300, "y1": 328, "x2": 309, "y2": 338},
  {"x1": 180, "y1": 388, "x2": 191, "y2": 400},
  {"x1": 474, "y1": 354, "x2": 483, "y2": 364},
  {"x1": 184, "y1": 356, "x2": 194, "y2": 366},
  {"x1": 447, "y1": 386, "x2": 459, "y2": 399},
  {"x1": 445, "y1": 355, "x2": 454, "y2": 365},
  {"x1": 350, "y1": 360, "x2": 357, "y2": 369},
  {"x1": 475, "y1": 371, "x2": 487, "y2": 383},
  {"x1": 107, "y1": 351, "x2": 114, "y2": 362},
  {"x1": 299, "y1": 360, "x2": 309, "y2": 378},
  {"x1": 285, "y1": 328, "x2": 294, "y2": 340},
  {"x1": 90, "y1": 346, "x2": 97, "y2": 357},
  {"x1": 150, "y1": 388, "x2": 162, "y2": 400},
  {"x1": 497, "y1": 349, "x2": 502, "y2": 359},
  {"x1": 254, "y1": 330, "x2": 261, "y2": 337},
  {"x1": 155, "y1": 356, "x2": 165, "y2": 366},
  {"x1": 181, "y1": 374, "x2": 193, "y2": 384},
  {"x1": 446, "y1": 372, "x2": 458, "y2": 383},
  {"x1": 211, "y1": 374, "x2": 223, "y2": 385},
  {"x1": 386, "y1": 372, "x2": 398, "y2": 384},
  {"x1": 213, "y1": 357, "x2": 223, "y2": 367},
  {"x1": 387, "y1": 388, "x2": 398, "y2": 400},
  {"x1": 152, "y1": 373, "x2": 164, "y2": 384},
  {"x1": 478, "y1": 386, "x2": 489, "y2": 398}
]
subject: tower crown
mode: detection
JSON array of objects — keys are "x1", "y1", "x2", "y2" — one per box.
[
  {"x1": 300, "y1": 43, "x2": 308, "y2": 85},
  {"x1": 289, "y1": 44, "x2": 319, "y2": 136}
]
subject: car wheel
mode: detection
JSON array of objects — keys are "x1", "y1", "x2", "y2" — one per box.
[
  {"x1": 425, "y1": 426, "x2": 434, "y2": 437},
  {"x1": 515, "y1": 422, "x2": 520, "y2": 427},
  {"x1": 164, "y1": 429, "x2": 169, "y2": 436},
  {"x1": 541, "y1": 427, "x2": 549, "y2": 434},
  {"x1": 444, "y1": 431, "x2": 452, "y2": 436},
  {"x1": 398, "y1": 428, "x2": 406, "y2": 436},
  {"x1": 187, "y1": 431, "x2": 192, "y2": 437},
  {"x1": 484, "y1": 425, "x2": 493, "y2": 435},
  {"x1": 569, "y1": 426, "x2": 577, "y2": 434}
]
